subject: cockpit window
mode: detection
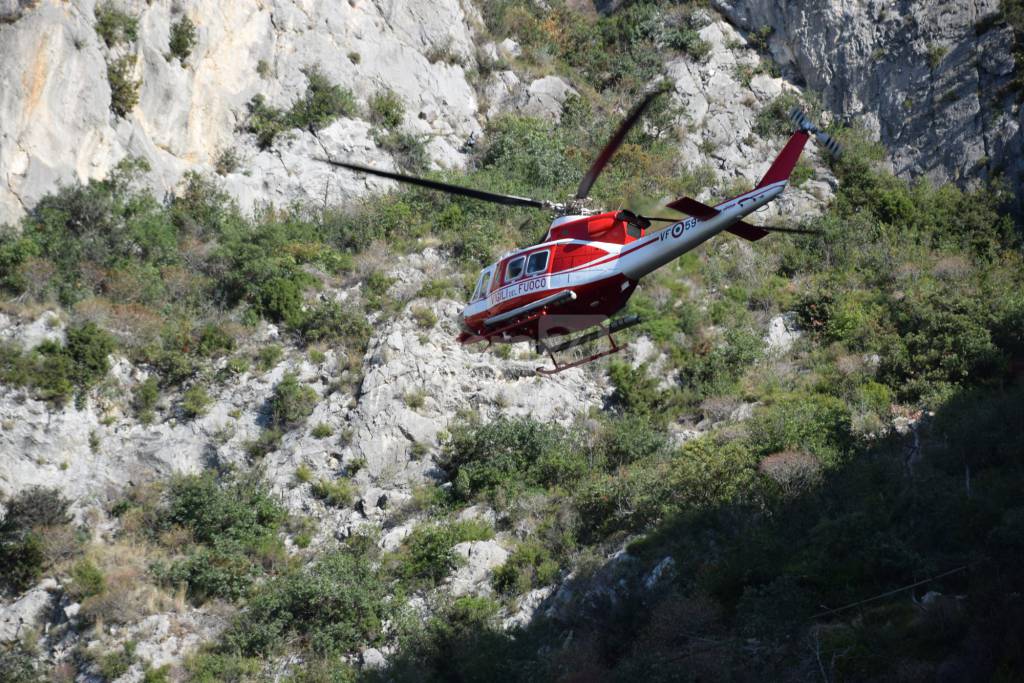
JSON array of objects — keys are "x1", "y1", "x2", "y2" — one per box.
[
  {"x1": 526, "y1": 250, "x2": 549, "y2": 275},
  {"x1": 473, "y1": 268, "x2": 493, "y2": 301},
  {"x1": 505, "y1": 256, "x2": 525, "y2": 282}
]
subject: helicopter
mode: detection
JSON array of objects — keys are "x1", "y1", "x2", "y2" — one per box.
[{"x1": 318, "y1": 92, "x2": 841, "y2": 374}]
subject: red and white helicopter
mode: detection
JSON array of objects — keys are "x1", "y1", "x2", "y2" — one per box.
[{"x1": 320, "y1": 93, "x2": 841, "y2": 374}]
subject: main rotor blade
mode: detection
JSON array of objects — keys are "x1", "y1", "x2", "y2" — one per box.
[
  {"x1": 640, "y1": 215, "x2": 820, "y2": 235},
  {"x1": 575, "y1": 89, "x2": 666, "y2": 200},
  {"x1": 316, "y1": 158, "x2": 554, "y2": 210}
]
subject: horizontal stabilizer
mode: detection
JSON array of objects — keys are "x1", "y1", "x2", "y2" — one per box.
[
  {"x1": 666, "y1": 196, "x2": 718, "y2": 218},
  {"x1": 661, "y1": 197, "x2": 769, "y2": 240},
  {"x1": 726, "y1": 222, "x2": 770, "y2": 241}
]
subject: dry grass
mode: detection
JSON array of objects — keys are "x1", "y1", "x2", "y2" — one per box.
[{"x1": 75, "y1": 540, "x2": 177, "y2": 625}]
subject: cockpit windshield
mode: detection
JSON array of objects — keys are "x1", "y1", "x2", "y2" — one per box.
[{"x1": 472, "y1": 266, "x2": 495, "y2": 301}]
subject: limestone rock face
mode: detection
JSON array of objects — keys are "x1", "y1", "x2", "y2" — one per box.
[
  {"x1": 0, "y1": 578, "x2": 59, "y2": 644},
  {"x1": 711, "y1": 0, "x2": 1022, "y2": 211},
  {"x1": 664, "y1": 19, "x2": 836, "y2": 222},
  {"x1": 447, "y1": 540, "x2": 509, "y2": 596},
  {"x1": 0, "y1": 250, "x2": 608, "y2": 508},
  {"x1": 0, "y1": 0, "x2": 483, "y2": 225}
]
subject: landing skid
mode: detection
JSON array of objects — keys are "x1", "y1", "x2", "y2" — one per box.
[{"x1": 536, "y1": 315, "x2": 641, "y2": 375}]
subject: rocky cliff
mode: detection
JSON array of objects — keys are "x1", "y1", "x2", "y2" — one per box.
[
  {"x1": 712, "y1": 0, "x2": 1022, "y2": 205},
  {"x1": 1, "y1": 1, "x2": 1021, "y2": 681},
  {"x1": 0, "y1": 0, "x2": 486, "y2": 225}
]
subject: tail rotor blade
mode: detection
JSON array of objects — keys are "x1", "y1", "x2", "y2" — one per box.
[{"x1": 789, "y1": 107, "x2": 843, "y2": 159}]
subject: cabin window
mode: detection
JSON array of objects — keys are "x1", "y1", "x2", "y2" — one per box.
[
  {"x1": 479, "y1": 269, "x2": 493, "y2": 298},
  {"x1": 473, "y1": 268, "x2": 493, "y2": 301},
  {"x1": 526, "y1": 250, "x2": 549, "y2": 275},
  {"x1": 505, "y1": 256, "x2": 525, "y2": 282}
]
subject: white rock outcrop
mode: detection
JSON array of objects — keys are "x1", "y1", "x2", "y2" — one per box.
[{"x1": 0, "y1": 0, "x2": 483, "y2": 225}]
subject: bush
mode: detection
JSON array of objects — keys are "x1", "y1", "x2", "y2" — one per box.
[
  {"x1": 153, "y1": 473, "x2": 286, "y2": 603},
  {"x1": 94, "y1": 2, "x2": 138, "y2": 47},
  {"x1": 441, "y1": 416, "x2": 584, "y2": 500},
  {"x1": 270, "y1": 372, "x2": 318, "y2": 430},
  {"x1": 161, "y1": 472, "x2": 285, "y2": 548},
  {"x1": 244, "y1": 95, "x2": 289, "y2": 149},
  {"x1": 185, "y1": 652, "x2": 263, "y2": 683},
  {"x1": 256, "y1": 344, "x2": 283, "y2": 371},
  {"x1": 0, "y1": 487, "x2": 73, "y2": 594},
  {"x1": 108, "y1": 54, "x2": 141, "y2": 117},
  {"x1": 289, "y1": 66, "x2": 357, "y2": 132},
  {"x1": 411, "y1": 306, "x2": 437, "y2": 329},
  {"x1": 168, "y1": 16, "x2": 197, "y2": 63},
  {"x1": 97, "y1": 642, "x2": 136, "y2": 681},
  {"x1": 134, "y1": 376, "x2": 159, "y2": 422},
  {"x1": 196, "y1": 324, "x2": 235, "y2": 357},
  {"x1": 300, "y1": 301, "x2": 371, "y2": 350},
  {"x1": 69, "y1": 558, "x2": 106, "y2": 600},
  {"x1": 66, "y1": 321, "x2": 116, "y2": 388},
  {"x1": 375, "y1": 130, "x2": 428, "y2": 172},
  {"x1": 311, "y1": 478, "x2": 354, "y2": 508},
  {"x1": 311, "y1": 423, "x2": 333, "y2": 439},
  {"x1": 181, "y1": 384, "x2": 212, "y2": 419},
  {"x1": 492, "y1": 539, "x2": 559, "y2": 595},
  {"x1": 221, "y1": 549, "x2": 392, "y2": 657},
  {"x1": 396, "y1": 521, "x2": 493, "y2": 588},
  {"x1": 245, "y1": 428, "x2": 282, "y2": 458},
  {"x1": 369, "y1": 89, "x2": 405, "y2": 129}
]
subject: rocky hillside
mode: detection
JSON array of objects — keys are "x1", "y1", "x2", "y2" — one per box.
[
  {"x1": 1, "y1": 1, "x2": 1022, "y2": 682},
  {"x1": 713, "y1": 0, "x2": 1023, "y2": 208}
]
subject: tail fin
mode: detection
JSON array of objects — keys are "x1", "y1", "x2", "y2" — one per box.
[{"x1": 756, "y1": 130, "x2": 810, "y2": 189}]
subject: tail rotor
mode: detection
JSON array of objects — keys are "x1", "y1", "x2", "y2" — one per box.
[{"x1": 789, "y1": 108, "x2": 843, "y2": 159}]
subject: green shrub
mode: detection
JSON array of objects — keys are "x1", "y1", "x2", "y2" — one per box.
[
  {"x1": 289, "y1": 66, "x2": 358, "y2": 131},
  {"x1": 97, "y1": 641, "x2": 136, "y2": 681},
  {"x1": 396, "y1": 521, "x2": 492, "y2": 588},
  {"x1": 441, "y1": 416, "x2": 584, "y2": 500},
  {"x1": 244, "y1": 94, "x2": 289, "y2": 149},
  {"x1": 492, "y1": 539, "x2": 558, "y2": 595},
  {"x1": 375, "y1": 130, "x2": 428, "y2": 172},
  {"x1": 245, "y1": 429, "x2": 282, "y2": 458},
  {"x1": 161, "y1": 472, "x2": 285, "y2": 547},
  {"x1": 196, "y1": 324, "x2": 235, "y2": 357},
  {"x1": 185, "y1": 651, "x2": 263, "y2": 683},
  {"x1": 369, "y1": 89, "x2": 405, "y2": 129},
  {"x1": 94, "y1": 2, "x2": 138, "y2": 47},
  {"x1": 0, "y1": 645, "x2": 39, "y2": 683},
  {"x1": 66, "y1": 322, "x2": 116, "y2": 388},
  {"x1": 153, "y1": 472, "x2": 286, "y2": 603},
  {"x1": 270, "y1": 372, "x2": 318, "y2": 430},
  {"x1": 181, "y1": 384, "x2": 212, "y2": 419},
  {"x1": 221, "y1": 549, "x2": 392, "y2": 657},
  {"x1": 256, "y1": 344, "x2": 283, "y2": 371},
  {"x1": 134, "y1": 376, "x2": 159, "y2": 423},
  {"x1": 168, "y1": 16, "x2": 197, "y2": 63},
  {"x1": 214, "y1": 147, "x2": 240, "y2": 175},
  {"x1": 69, "y1": 558, "x2": 106, "y2": 599},
  {"x1": 666, "y1": 26, "x2": 710, "y2": 61},
  {"x1": 311, "y1": 423, "x2": 333, "y2": 439},
  {"x1": 311, "y1": 478, "x2": 353, "y2": 508},
  {"x1": 300, "y1": 301, "x2": 371, "y2": 350},
  {"x1": 0, "y1": 487, "x2": 72, "y2": 595},
  {"x1": 411, "y1": 306, "x2": 438, "y2": 329},
  {"x1": 108, "y1": 54, "x2": 141, "y2": 117}
]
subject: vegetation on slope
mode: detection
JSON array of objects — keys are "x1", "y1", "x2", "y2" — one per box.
[{"x1": 0, "y1": 0, "x2": 1022, "y2": 680}]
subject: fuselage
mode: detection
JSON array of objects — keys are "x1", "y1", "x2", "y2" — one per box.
[{"x1": 458, "y1": 180, "x2": 788, "y2": 344}]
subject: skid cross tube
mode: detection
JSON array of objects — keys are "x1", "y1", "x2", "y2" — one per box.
[{"x1": 536, "y1": 315, "x2": 642, "y2": 375}]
